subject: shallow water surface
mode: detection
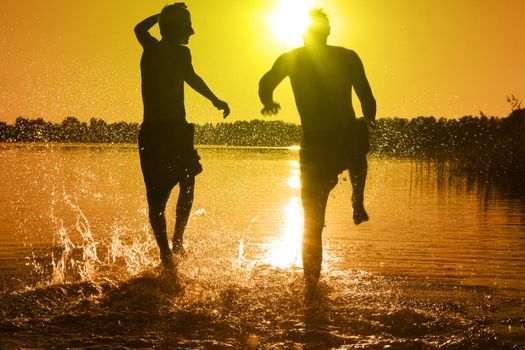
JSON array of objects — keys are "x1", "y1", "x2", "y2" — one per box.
[{"x1": 0, "y1": 144, "x2": 524, "y2": 349}]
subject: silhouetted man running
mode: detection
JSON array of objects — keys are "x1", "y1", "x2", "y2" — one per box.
[
  {"x1": 259, "y1": 9, "x2": 376, "y2": 286},
  {"x1": 135, "y1": 3, "x2": 229, "y2": 269}
]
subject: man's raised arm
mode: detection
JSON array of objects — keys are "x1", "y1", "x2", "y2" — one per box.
[
  {"x1": 258, "y1": 54, "x2": 289, "y2": 115},
  {"x1": 134, "y1": 14, "x2": 159, "y2": 48}
]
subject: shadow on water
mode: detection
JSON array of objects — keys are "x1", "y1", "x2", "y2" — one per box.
[{"x1": 1, "y1": 261, "x2": 523, "y2": 349}]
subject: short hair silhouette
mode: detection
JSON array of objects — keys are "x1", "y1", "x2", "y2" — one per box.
[
  {"x1": 159, "y1": 3, "x2": 190, "y2": 39},
  {"x1": 305, "y1": 8, "x2": 330, "y2": 41}
]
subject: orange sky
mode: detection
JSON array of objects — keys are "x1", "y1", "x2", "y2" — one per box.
[{"x1": 1, "y1": 0, "x2": 524, "y2": 125}]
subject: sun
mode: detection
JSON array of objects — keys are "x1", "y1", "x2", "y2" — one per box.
[{"x1": 269, "y1": 0, "x2": 315, "y2": 48}]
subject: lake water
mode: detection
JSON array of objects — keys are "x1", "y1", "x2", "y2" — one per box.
[{"x1": 1, "y1": 144, "x2": 524, "y2": 349}]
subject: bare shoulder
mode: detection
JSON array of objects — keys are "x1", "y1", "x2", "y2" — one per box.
[
  {"x1": 272, "y1": 48, "x2": 298, "y2": 69},
  {"x1": 289, "y1": 47, "x2": 305, "y2": 55},
  {"x1": 278, "y1": 48, "x2": 299, "y2": 62},
  {"x1": 329, "y1": 46, "x2": 359, "y2": 59}
]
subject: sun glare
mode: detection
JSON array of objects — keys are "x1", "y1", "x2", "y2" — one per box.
[
  {"x1": 263, "y1": 158, "x2": 304, "y2": 268},
  {"x1": 265, "y1": 197, "x2": 303, "y2": 268},
  {"x1": 269, "y1": 0, "x2": 315, "y2": 47}
]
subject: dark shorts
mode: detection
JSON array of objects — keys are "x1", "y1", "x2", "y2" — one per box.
[
  {"x1": 300, "y1": 119, "x2": 369, "y2": 192},
  {"x1": 138, "y1": 121, "x2": 202, "y2": 199}
]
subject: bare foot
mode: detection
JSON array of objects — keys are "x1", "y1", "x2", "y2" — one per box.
[
  {"x1": 172, "y1": 240, "x2": 187, "y2": 257},
  {"x1": 353, "y1": 205, "x2": 369, "y2": 225}
]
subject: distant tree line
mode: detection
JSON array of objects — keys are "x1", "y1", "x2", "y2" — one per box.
[
  {"x1": 0, "y1": 117, "x2": 139, "y2": 143},
  {"x1": 1, "y1": 110, "x2": 524, "y2": 181},
  {"x1": 370, "y1": 110, "x2": 525, "y2": 181},
  {"x1": 0, "y1": 117, "x2": 300, "y2": 146}
]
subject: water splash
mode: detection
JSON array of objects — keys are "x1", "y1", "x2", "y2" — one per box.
[
  {"x1": 48, "y1": 194, "x2": 99, "y2": 284},
  {"x1": 42, "y1": 188, "x2": 158, "y2": 287},
  {"x1": 105, "y1": 224, "x2": 157, "y2": 277}
]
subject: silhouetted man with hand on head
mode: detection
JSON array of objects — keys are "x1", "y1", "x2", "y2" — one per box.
[
  {"x1": 259, "y1": 9, "x2": 376, "y2": 287},
  {"x1": 135, "y1": 3, "x2": 229, "y2": 269}
]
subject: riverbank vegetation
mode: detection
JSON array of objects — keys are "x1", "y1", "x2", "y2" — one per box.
[{"x1": 1, "y1": 109, "x2": 524, "y2": 183}]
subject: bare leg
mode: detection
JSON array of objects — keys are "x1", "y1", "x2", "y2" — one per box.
[
  {"x1": 349, "y1": 154, "x2": 369, "y2": 224},
  {"x1": 301, "y1": 185, "x2": 331, "y2": 287},
  {"x1": 147, "y1": 189, "x2": 174, "y2": 267},
  {"x1": 172, "y1": 176, "x2": 195, "y2": 253}
]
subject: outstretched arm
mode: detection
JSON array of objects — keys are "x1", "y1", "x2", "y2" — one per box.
[
  {"x1": 258, "y1": 54, "x2": 289, "y2": 115},
  {"x1": 134, "y1": 14, "x2": 159, "y2": 47},
  {"x1": 185, "y1": 64, "x2": 230, "y2": 118},
  {"x1": 351, "y1": 53, "x2": 376, "y2": 123}
]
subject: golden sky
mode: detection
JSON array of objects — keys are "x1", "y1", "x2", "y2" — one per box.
[{"x1": 1, "y1": 0, "x2": 524, "y2": 125}]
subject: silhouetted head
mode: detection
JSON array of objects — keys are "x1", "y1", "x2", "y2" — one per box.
[
  {"x1": 303, "y1": 8, "x2": 330, "y2": 47},
  {"x1": 159, "y1": 3, "x2": 194, "y2": 44}
]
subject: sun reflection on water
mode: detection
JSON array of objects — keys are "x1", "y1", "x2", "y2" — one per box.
[
  {"x1": 287, "y1": 176, "x2": 301, "y2": 189},
  {"x1": 288, "y1": 160, "x2": 300, "y2": 168},
  {"x1": 264, "y1": 196, "x2": 303, "y2": 268},
  {"x1": 264, "y1": 159, "x2": 304, "y2": 268}
]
